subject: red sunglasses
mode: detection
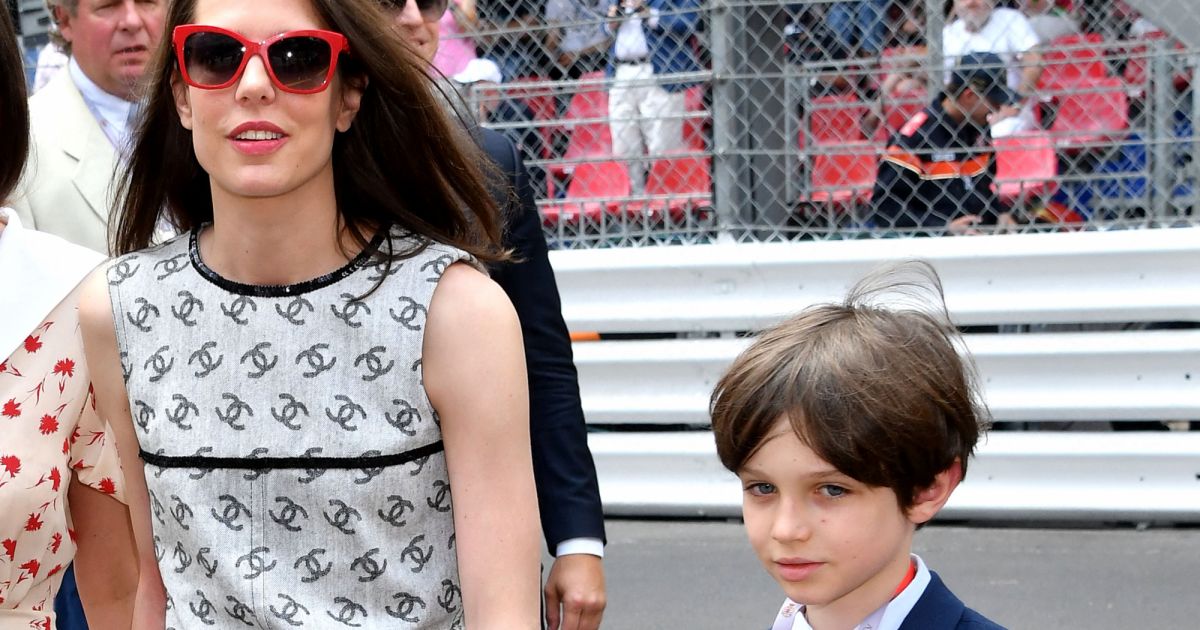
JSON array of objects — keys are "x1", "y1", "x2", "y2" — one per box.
[{"x1": 173, "y1": 24, "x2": 350, "y2": 94}]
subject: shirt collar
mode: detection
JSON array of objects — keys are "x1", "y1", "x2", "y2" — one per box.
[
  {"x1": 772, "y1": 554, "x2": 933, "y2": 630},
  {"x1": 68, "y1": 56, "x2": 134, "y2": 144}
]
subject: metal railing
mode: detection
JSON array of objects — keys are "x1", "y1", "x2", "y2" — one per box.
[{"x1": 554, "y1": 227, "x2": 1200, "y2": 520}]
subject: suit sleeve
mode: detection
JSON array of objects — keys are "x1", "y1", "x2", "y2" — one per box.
[{"x1": 482, "y1": 130, "x2": 607, "y2": 550}]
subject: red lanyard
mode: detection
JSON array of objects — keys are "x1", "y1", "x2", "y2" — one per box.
[{"x1": 892, "y1": 558, "x2": 918, "y2": 599}]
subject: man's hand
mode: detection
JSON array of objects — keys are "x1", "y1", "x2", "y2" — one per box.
[
  {"x1": 948, "y1": 214, "x2": 983, "y2": 235},
  {"x1": 544, "y1": 554, "x2": 606, "y2": 630},
  {"x1": 987, "y1": 104, "x2": 1021, "y2": 125}
]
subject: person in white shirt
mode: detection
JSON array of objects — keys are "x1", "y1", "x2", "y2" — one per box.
[
  {"x1": 10, "y1": 0, "x2": 165, "y2": 255},
  {"x1": 942, "y1": 0, "x2": 1043, "y2": 137},
  {"x1": 604, "y1": 0, "x2": 701, "y2": 194}
]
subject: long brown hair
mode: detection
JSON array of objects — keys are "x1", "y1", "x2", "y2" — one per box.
[
  {"x1": 0, "y1": 7, "x2": 29, "y2": 203},
  {"x1": 112, "y1": 0, "x2": 505, "y2": 263}
]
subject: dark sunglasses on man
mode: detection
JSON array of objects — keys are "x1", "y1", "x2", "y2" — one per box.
[{"x1": 377, "y1": 0, "x2": 451, "y2": 22}]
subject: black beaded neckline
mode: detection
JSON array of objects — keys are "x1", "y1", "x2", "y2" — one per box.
[{"x1": 189, "y1": 225, "x2": 388, "y2": 297}]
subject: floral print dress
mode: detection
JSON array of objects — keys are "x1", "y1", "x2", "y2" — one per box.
[{"x1": 0, "y1": 285, "x2": 126, "y2": 628}]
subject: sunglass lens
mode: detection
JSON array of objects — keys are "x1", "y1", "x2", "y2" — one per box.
[
  {"x1": 184, "y1": 31, "x2": 246, "y2": 87},
  {"x1": 417, "y1": 0, "x2": 450, "y2": 20},
  {"x1": 268, "y1": 36, "x2": 334, "y2": 91}
]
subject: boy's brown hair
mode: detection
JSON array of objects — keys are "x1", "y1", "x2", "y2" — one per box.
[{"x1": 710, "y1": 262, "x2": 988, "y2": 510}]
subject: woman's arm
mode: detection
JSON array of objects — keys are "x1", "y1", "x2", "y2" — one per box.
[
  {"x1": 452, "y1": 0, "x2": 478, "y2": 30},
  {"x1": 69, "y1": 477, "x2": 137, "y2": 629},
  {"x1": 424, "y1": 262, "x2": 541, "y2": 629},
  {"x1": 77, "y1": 269, "x2": 168, "y2": 629}
]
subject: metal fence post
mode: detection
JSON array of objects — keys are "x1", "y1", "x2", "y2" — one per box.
[
  {"x1": 708, "y1": 0, "x2": 742, "y2": 239},
  {"x1": 925, "y1": 0, "x2": 945, "y2": 89},
  {"x1": 1151, "y1": 38, "x2": 1174, "y2": 223},
  {"x1": 743, "y1": 3, "x2": 791, "y2": 239}
]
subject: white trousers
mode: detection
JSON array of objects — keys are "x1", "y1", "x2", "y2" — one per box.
[{"x1": 608, "y1": 62, "x2": 686, "y2": 193}]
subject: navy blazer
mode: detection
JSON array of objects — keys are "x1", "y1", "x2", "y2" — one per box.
[
  {"x1": 606, "y1": 0, "x2": 703, "y2": 92},
  {"x1": 898, "y1": 571, "x2": 1008, "y2": 630},
  {"x1": 478, "y1": 128, "x2": 607, "y2": 550}
]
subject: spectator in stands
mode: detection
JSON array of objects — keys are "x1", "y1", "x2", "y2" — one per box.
[
  {"x1": 943, "y1": 0, "x2": 1043, "y2": 137},
  {"x1": 826, "y1": 0, "x2": 890, "y2": 58},
  {"x1": 605, "y1": 0, "x2": 702, "y2": 194},
  {"x1": 547, "y1": 0, "x2": 611, "y2": 80},
  {"x1": 1019, "y1": 0, "x2": 1080, "y2": 44},
  {"x1": 433, "y1": 0, "x2": 479, "y2": 77},
  {"x1": 478, "y1": 0, "x2": 554, "y2": 80},
  {"x1": 871, "y1": 52, "x2": 1016, "y2": 234},
  {"x1": 11, "y1": 0, "x2": 165, "y2": 254}
]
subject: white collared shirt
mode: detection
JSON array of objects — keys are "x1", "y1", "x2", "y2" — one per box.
[
  {"x1": 611, "y1": 8, "x2": 659, "y2": 62},
  {"x1": 942, "y1": 8, "x2": 1039, "y2": 92},
  {"x1": 68, "y1": 56, "x2": 135, "y2": 149},
  {"x1": 772, "y1": 554, "x2": 932, "y2": 630}
]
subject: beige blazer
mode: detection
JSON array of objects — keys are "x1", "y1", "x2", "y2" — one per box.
[{"x1": 11, "y1": 71, "x2": 120, "y2": 255}]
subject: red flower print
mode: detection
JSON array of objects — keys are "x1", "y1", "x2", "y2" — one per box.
[
  {"x1": 2, "y1": 538, "x2": 15, "y2": 560},
  {"x1": 98, "y1": 477, "x2": 116, "y2": 495},
  {"x1": 49, "y1": 533, "x2": 63, "y2": 554},
  {"x1": 1, "y1": 455, "x2": 20, "y2": 478},
  {"x1": 25, "y1": 512, "x2": 43, "y2": 532},
  {"x1": 19, "y1": 558, "x2": 40, "y2": 578},
  {"x1": 53, "y1": 358, "x2": 76, "y2": 377},
  {"x1": 47, "y1": 564, "x2": 63, "y2": 578},
  {"x1": 24, "y1": 335, "x2": 42, "y2": 353},
  {"x1": 61, "y1": 438, "x2": 69, "y2": 455},
  {"x1": 1, "y1": 398, "x2": 19, "y2": 418},
  {"x1": 32, "y1": 617, "x2": 51, "y2": 630},
  {"x1": 49, "y1": 467, "x2": 61, "y2": 492},
  {"x1": 39, "y1": 414, "x2": 59, "y2": 435}
]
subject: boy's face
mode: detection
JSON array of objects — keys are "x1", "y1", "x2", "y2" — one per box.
[{"x1": 738, "y1": 420, "x2": 936, "y2": 620}]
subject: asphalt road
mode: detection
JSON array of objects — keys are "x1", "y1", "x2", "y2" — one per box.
[{"x1": 597, "y1": 519, "x2": 1200, "y2": 629}]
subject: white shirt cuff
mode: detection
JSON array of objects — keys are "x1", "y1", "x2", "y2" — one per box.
[{"x1": 555, "y1": 537, "x2": 605, "y2": 558}]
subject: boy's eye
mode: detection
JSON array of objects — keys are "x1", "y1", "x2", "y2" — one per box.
[
  {"x1": 744, "y1": 482, "x2": 776, "y2": 497},
  {"x1": 818, "y1": 484, "x2": 848, "y2": 499}
]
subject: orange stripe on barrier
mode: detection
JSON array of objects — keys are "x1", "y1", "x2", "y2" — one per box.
[
  {"x1": 884, "y1": 145, "x2": 992, "y2": 180},
  {"x1": 570, "y1": 331, "x2": 601, "y2": 342}
]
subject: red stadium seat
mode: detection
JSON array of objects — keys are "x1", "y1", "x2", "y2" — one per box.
[
  {"x1": 802, "y1": 143, "x2": 877, "y2": 205},
  {"x1": 806, "y1": 94, "x2": 870, "y2": 145},
  {"x1": 1038, "y1": 33, "x2": 1111, "y2": 91},
  {"x1": 558, "y1": 72, "x2": 613, "y2": 175},
  {"x1": 642, "y1": 156, "x2": 713, "y2": 222},
  {"x1": 994, "y1": 132, "x2": 1057, "y2": 204},
  {"x1": 1049, "y1": 77, "x2": 1129, "y2": 149},
  {"x1": 541, "y1": 161, "x2": 629, "y2": 225}
]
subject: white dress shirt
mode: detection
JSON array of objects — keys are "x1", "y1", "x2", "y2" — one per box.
[
  {"x1": 942, "y1": 8, "x2": 1040, "y2": 93},
  {"x1": 68, "y1": 57, "x2": 135, "y2": 150}
]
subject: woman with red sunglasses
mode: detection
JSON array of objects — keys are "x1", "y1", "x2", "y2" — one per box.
[{"x1": 74, "y1": 0, "x2": 542, "y2": 627}]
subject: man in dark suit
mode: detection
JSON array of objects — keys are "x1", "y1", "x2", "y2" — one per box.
[{"x1": 385, "y1": 2, "x2": 608, "y2": 629}]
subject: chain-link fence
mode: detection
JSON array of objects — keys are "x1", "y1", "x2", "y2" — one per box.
[{"x1": 14, "y1": 0, "x2": 1199, "y2": 248}]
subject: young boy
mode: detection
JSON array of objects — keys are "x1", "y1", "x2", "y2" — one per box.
[{"x1": 710, "y1": 263, "x2": 1006, "y2": 630}]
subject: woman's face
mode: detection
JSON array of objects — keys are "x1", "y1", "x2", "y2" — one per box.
[{"x1": 172, "y1": 0, "x2": 363, "y2": 203}]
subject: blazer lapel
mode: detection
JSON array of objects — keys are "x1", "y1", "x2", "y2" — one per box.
[
  {"x1": 59, "y1": 78, "x2": 120, "y2": 226},
  {"x1": 897, "y1": 571, "x2": 967, "y2": 630}
]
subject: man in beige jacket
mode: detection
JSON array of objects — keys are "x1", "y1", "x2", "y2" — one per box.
[{"x1": 12, "y1": 0, "x2": 164, "y2": 255}]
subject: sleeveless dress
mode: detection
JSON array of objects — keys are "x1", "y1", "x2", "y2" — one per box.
[{"x1": 107, "y1": 226, "x2": 470, "y2": 629}]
